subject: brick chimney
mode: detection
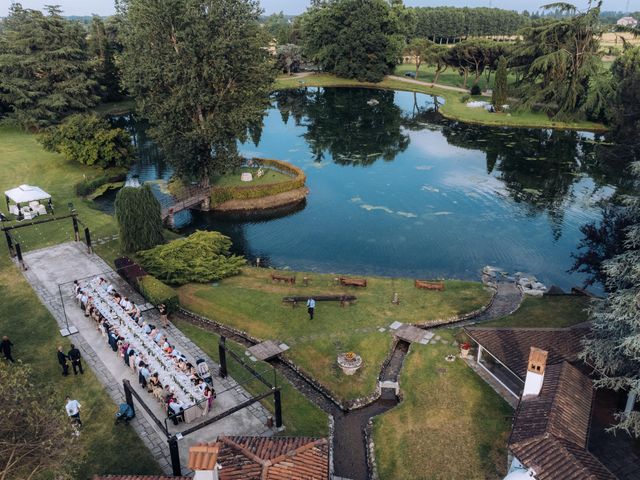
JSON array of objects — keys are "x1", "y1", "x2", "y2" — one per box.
[
  {"x1": 522, "y1": 347, "x2": 548, "y2": 398},
  {"x1": 188, "y1": 443, "x2": 220, "y2": 480}
]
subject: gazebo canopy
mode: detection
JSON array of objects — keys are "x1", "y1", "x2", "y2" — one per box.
[{"x1": 4, "y1": 185, "x2": 51, "y2": 204}]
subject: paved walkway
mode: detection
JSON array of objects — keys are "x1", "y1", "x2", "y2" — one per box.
[{"x1": 20, "y1": 242, "x2": 273, "y2": 474}]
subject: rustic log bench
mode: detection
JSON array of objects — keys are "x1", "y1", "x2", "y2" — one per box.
[
  {"x1": 270, "y1": 273, "x2": 296, "y2": 285},
  {"x1": 339, "y1": 277, "x2": 367, "y2": 288},
  {"x1": 282, "y1": 295, "x2": 357, "y2": 307},
  {"x1": 414, "y1": 280, "x2": 445, "y2": 291}
]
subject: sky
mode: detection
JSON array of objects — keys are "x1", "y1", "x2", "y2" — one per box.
[{"x1": 0, "y1": 0, "x2": 637, "y2": 17}]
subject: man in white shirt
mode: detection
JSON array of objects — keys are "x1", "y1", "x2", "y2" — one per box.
[
  {"x1": 306, "y1": 297, "x2": 316, "y2": 320},
  {"x1": 106, "y1": 283, "x2": 114, "y2": 295},
  {"x1": 65, "y1": 396, "x2": 82, "y2": 427}
]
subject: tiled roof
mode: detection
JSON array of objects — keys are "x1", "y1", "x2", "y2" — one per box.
[
  {"x1": 188, "y1": 443, "x2": 220, "y2": 471},
  {"x1": 508, "y1": 362, "x2": 615, "y2": 480},
  {"x1": 464, "y1": 324, "x2": 589, "y2": 379},
  {"x1": 217, "y1": 435, "x2": 329, "y2": 480}
]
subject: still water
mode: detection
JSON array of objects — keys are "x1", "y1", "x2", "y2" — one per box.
[{"x1": 113, "y1": 88, "x2": 629, "y2": 289}]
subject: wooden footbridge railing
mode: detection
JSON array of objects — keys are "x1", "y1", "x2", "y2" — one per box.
[{"x1": 160, "y1": 185, "x2": 211, "y2": 226}]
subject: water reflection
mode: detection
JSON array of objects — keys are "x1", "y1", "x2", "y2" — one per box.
[{"x1": 107, "y1": 88, "x2": 633, "y2": 289}]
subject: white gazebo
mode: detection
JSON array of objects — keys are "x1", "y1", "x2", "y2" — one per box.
[{"x1": 4, "y1": 184, "x2": 52, "y2": 219}]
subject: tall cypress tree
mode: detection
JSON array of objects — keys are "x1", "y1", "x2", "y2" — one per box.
[
  {"x1": 0, "y1": 5, "x2": 99, "y2": 129},
  {"x1": 89, "y1": 16, "x2": 122, "y2": 101},
  {"x1": 492, "y1": 56, "x2": 508, "y2": 112},
  {"x1": 115, "y1": 185, "x2": 164, "y2": 253}
]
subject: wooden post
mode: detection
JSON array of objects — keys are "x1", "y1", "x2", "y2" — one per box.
[
  {"x1": 84, "y1": 227, "x2": 92, "y2": 254},
  {"x1": 218, "y1": 336, "x2": 228, "y2": 378},
  {"x1": 15, "y1": 243, "x2": 26, "y2": 270},
  {"x1": 274, "y1": 388, "x2": 283, "y2": 428},
  {"x1": 72, "y1": 216, "x2": 80, "y2": 242}
]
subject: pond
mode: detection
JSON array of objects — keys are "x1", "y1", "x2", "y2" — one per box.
[{"x1": 111, "y1": 87, "x2": 630, "y2": 290}]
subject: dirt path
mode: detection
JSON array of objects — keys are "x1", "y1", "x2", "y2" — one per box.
[{"x1": 386, "y1": 75, "x2": 471, "y2": 94}]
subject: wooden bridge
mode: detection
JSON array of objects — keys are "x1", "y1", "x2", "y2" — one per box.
[{"x1": 160, "y1": 185, "x2": 211, "y2": 227}]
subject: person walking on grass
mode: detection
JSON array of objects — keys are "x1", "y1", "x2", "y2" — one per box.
[
  {"x1": 65, "y1": 396, "x2": 82, "y2": 428},
  {"x1": 57, "y1": 346, "x2": 69, "y2": 376},
  {"x1": 68, "y1": 344, "x2": 83, "y2": 375},
  {"x1": 306, "y1": 297, "x2": 315, "y2": 320},
  {"x1": 1, "y1": 336, "x2": 14, "y2": 363}
]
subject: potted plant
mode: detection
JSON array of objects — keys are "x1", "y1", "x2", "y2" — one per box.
[{"x1": 460, "y1": 342, "x2": 472, "y2": 359}]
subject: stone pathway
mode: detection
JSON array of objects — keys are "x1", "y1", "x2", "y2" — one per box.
[
  {"x1": 19, "y1": 242, "x2": 273, "y2": 475},
  {"x1": 455, "y1": 280, "x2": 523, "y2": 326}
]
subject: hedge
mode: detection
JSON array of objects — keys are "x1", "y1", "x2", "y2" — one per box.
[
  {"x1": 210, "y1": 158, "x2": 306, "y2": 206},
  {"x1": 136, "y1": 275, "x2": 180, "y2": 313}
]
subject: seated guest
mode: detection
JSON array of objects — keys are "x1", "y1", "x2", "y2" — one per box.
[
  {"x1": 106, "y1": 283, "x2": 115, "y2": 295},
  {"x1": 154, "y1": 331, "x2": 164, "y2": 344},
  {"x1": 73, "y1": 280, "x2": 80, "y2": 296},
  {"x1": 168, "y1": 397, "x2": 185, "y2": 425},
  {"x1": 163, "y1": 385, "x2": 172, "y2": 404},
  {"x1": 113, "y1": 292, "x2": 122, "y2": 305},
  {"x1": 79, "y1": 291, "x2": 88, "y2": 310},
  {"x1": 178, "y1": 359, "x2": 188, "y2": 372},
  {"x1": 139, "y1": 362, "x2": 151, "y2": 388},
  {"x1": 84, "y1": 296, "x2": 93, "y2": 317},
  {"x1": 132, "y1": 304, "x2": 142, "y2": 321},
  {"x1": 121, "y1": 297, "x2": 132, "y2": 311},
  {"x1": 143, "y1": 323, "x2": 153, "y2": 335}
]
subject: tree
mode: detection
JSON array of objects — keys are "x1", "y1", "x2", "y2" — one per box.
[
  {"x1": 276, "y1": 44, "x2": 303, "y2": 75},
  {"x1": 607, "y1": 46, "x2": 640, "y2": 140},
  {"x1": 425, "y1": 44, "x2": 449, "y2": 84},
  {"x1": 301, "y1": 0, "x2": 404, "y2": 82},
  {"x1": 492, "y1": 56, "x2": 508, "y2": 111},
  {"x1": 404, "y1": 38, "x2": 431, "y2": 79},
  {"x1": 118, "y1": 0, "x2": 275, "y2": 180},
  {"x1": 0, "y1": 4, "x2": 99, "y2": 129},
  {"x1": 263, "y1": 12, "x2": 293, "y2": 45},
  {"x1": 89, "y1": 16, "x2": 122, "y2": 101},
  {"x1": 580, "y1": 163, "x2": 640, "y2": 437},
  {"x1": 114, "y1": 185, "x2": 164, "y2": 252},
  {"x1": 0, "y1": 362, "x2": 80, "y2": 479},
  {"x1": 138, "y1": 230, "x2": 245, "y2": 285},
  {"x1": 40, "y1": 114, "x2": 133, "y2": 167},
  {"x1": 513, "y1": 1, "x2": 603, "y2": 119}
]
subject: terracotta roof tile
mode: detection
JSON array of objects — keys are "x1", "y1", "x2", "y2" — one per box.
[
  {"x1": 188, "y1": 442, "x2": 220, "y2": 471},
  {"x1": 464, "y1": 324, "x2": 589, "y2": 378},
  {"x1": 508, "y1": 362, "x2": 615, "y2": 480},
  {"x1": 217, "y1": 436, "x2": 329, "y2": 480}
]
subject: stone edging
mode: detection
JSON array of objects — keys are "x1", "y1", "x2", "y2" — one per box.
[
  {"x1": 364, "y1": 419, "x2": 379, "y2": 480},
  {"x1": 415, "y1": 285, "x2": 498, "y2": 328}
]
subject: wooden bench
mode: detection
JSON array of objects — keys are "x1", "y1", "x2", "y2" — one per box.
[
  {"x1": 271, "y1": 273, "x2": 296, "y2": 285},
  {"x1": 339, "y1": 277, "x2": 367, "y2": 288},
  {"x1": 414, "y1": 280, "x2": 445, "y2": 291},
  {"x1": 282, "y1": 295, "x2": 357, "y2": 307}
]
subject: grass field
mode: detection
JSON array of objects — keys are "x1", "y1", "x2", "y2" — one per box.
[
  {"x1": 482, "y1": 295, "x2": 591, "y2": 329},
  {"x1": 177, "y1": 267, "x2": 492, "y2": 402},
  {"x1": 394, "y1": 62, "x2": 517, "y2": 91},
  {"x1": 274, "y1": 74, "x2": 607, "y2": 131},
  {"x1": 172, "y1": 319, "x2": 329, "y2": 437},
  {"x1": 0, "y1": 126, "x2": 162, "y2": 478},
  {"x1": 211, "y1": 167, "x2": 291, "y2": 188},
  {"x1": 373, "y1": 329, "x2": 512, "y2": 480}
]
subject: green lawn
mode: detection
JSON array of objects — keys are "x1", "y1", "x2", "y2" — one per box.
[
  {"x1": 394, "y1": 63, "x2": 517, "y2": 91},
  {"x1": 0, "y1": 126, "x2": 161, "y2": 478},
  {"x1": 482, "y1": 295, "x2": 591, "y2": 329},
  {"x1": 211, "y1": 167, "x2": 291, "y2": 188},
  {"x1": 172, "y1": 318, "x2": 329, "y2": 437},
  {"x1": 275, "y1": 74, "x2": 607, "y2": 132},
  {"x1": 373, "y1": 329, "x2": 512, "y2": 480},
  {"x1": 177, "y1": 267, "x2": 492, "y2": 402}
]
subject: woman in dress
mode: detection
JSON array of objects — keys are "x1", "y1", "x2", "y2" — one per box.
[
  {"x1": 202, "y1": 386, "x2": 213, "y2": 416},
  {"x1": 158, "y1": 304, "x2": 169, "y2": 328}
]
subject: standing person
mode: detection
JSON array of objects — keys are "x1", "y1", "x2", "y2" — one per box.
[
  {"x1": 65, "y1": 396, "x2": 82, "y2": 427},
  {"x1": 306, "y1": 297, "x2": 316, "y2": 320},
  {"x1": 57, "y1": 346, "x2": 69, "y2": 376},
  {"x1": 1, "y1": 336, "x2": 14, "y2": 363},
  {"x1": 68, "y1": 344, "x2": 84, "y2": 375},
  {"x1": 158, "y1": 304, "x2": 169, "y2": 328}
]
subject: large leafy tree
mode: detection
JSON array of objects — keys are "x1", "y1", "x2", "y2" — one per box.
[
  {"x1": 0, "y1": 4, "x2": 99, "y2": 129},
  {"x1": 115, "y1": 185, "x2": 164, "y2": 252},
  {"x1": 301, "y1": 0, "x2": 404, "y2": 82},
  {"x1": 404, "y1": 38, "x2": 431, "y2": 80},
  {"x1": 607, "y1": 46, "x2": 640, "y2": 140},
  {"x1": 89, "y1": 15, "x2": 122, "y2": 101},
  {"x1": 0, "y1": 363, "x2": 80, "y2": 479},
  {"x1": 513, "y1": 1, "x2": 603, "y2": 119},
  {"x1": 581, "y1": 163, "x2": 640, "y2": 437},
  {"x1": 118, "y1": 0, "x2": 275, "y2": 180}
]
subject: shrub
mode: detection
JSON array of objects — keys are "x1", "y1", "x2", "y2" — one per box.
[
  {"x1": 470, "y1": 84, "x2": 482, "y2": 96},
  {"x1": 137, "y1": 230, "x2": 246, "y2": 286},
  {"x1": 136, "y1": 275, "x2": 179, "y2": 313},
  {"x1": 460, "y1": 94, "x2": 470, "y2": 103},
  {"x1": 40, "y1": 114, "x2": 133, "y2": 168},
  {"x1": 210, "y1": 158, "x2": 306, "y2": 206},
  {"x1": 115, "y1": 185, "x2": 164, "y2": 253}
]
